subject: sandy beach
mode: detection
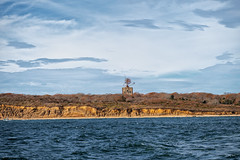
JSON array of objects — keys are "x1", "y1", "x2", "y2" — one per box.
[{"x1": 2, "y1": 114, "x2": 240, "y2": 121}]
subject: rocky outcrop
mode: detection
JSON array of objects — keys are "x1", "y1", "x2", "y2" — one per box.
[{"x1": 0, "y1": 104, "x2": 239, "y2": 119}]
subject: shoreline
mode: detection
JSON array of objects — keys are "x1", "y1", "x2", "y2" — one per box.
[{"x1": 2, "y1": 114, "x2": 240, "y2": 120}]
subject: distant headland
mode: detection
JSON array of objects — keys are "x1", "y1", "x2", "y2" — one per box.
[{"x1": 1, "y1": 92, "x2": 240, "y2": 120}]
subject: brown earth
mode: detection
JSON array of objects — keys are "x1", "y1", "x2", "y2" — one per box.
[
  {"x1": 0, "y1": 92, "x2": 240, "y2": 119},
  {"x1": 1, "y1": 104, "x2": 239, "y2": 120}
]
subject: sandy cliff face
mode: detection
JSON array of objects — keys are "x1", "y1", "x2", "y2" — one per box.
[
  {"x1": 0, "y1": 105, "x2": 97, "y2": 119},
  {"x1": 0, "y1": 105, "x2": 238, "y2": 119}
]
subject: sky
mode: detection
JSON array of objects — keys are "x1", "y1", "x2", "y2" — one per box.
[{"x1": 0, "y1": 0, "x2": 239, "y2": 95}]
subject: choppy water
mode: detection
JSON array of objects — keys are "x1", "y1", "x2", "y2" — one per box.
[{"x1": 1, "y1": 117, "x2": 240, "y2": 160}]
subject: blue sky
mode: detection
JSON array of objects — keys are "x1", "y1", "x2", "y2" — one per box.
[{"x1": 0, "y1": 0, "x2": 239, "y2": 95}]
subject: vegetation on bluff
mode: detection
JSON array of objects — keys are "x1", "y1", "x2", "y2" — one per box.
[
  {"x1": 1, "y1": 92, "x2": 240, "y2": 119},
  {"x1": 0, "y1": 92, "x2": 239, "y2": 112}
]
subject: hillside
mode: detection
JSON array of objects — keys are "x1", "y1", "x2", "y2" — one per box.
[{"x1": 1, "y1": 92, "x2": 240, "y2": 119}]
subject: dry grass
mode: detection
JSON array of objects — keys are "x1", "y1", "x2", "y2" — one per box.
[{"x1": 0, "y1": 92, "x2": 240, "y2": 112}]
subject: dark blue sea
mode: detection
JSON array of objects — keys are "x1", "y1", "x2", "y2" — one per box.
[{"x1": 1, "y1": 117, "x2": 240, "y2": 160}]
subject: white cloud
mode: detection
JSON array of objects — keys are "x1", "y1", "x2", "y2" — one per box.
[
  {"x1": 0, "y1": 63, "x2": 26, "y2": 72},
  {"x1": 1, "y1": 13, "x2": 240, "y2": 78},
  {"x1": 20, "y1": 82, "x2": 42, "y2": 86},
  {"x1": 0, "y1": 0, "x2": 240, "y2": 94},
  {"x1": 0, "y1": 0, "x2": 240, "y2": 78},
  {"x1": 158, "y1": 78, "x2": 189, "y2": 82}
]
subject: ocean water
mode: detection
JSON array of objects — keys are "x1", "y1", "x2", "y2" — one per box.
[{"x1": 1, "y1": 117, "x2": 240, "y2": 160}]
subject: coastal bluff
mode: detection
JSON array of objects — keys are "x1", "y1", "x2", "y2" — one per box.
[
  {"x1": 0, "y1": 105, "x2": 239, "y2": 119},
  {"x1": 1, "y1": 93, "x2": 240, "y2": 119}
]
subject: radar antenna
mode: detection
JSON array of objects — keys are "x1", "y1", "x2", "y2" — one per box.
[{"x1": 124, "y1": 78, "x2": 135, "y2": 87}]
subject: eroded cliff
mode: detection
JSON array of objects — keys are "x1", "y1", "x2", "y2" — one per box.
[
  {"x1": 1, "y1": 93, "x2": 240, "y2": 119},
  {"x1": 1, "y1": 104, "x2": 239, "y2": 119}
]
